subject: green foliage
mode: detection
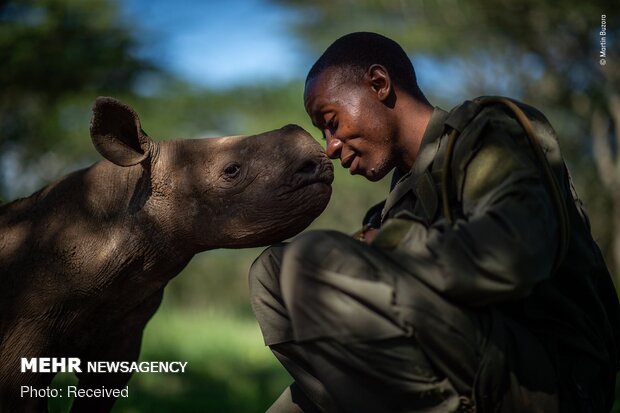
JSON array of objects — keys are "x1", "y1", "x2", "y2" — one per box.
[
  {"x1": 278, "y1": 0, "x2": 618, "y2": 90},
  {"x1": 0, "y1": 0, "x2": 154, "y2": 197},
  {"x1": 0, "y1": 0, "x2": 148, "y2": 99}
]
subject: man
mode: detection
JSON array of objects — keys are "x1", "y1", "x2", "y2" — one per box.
[{"x1": 249, "y1": 32, "x2": 619, "y2": 413}]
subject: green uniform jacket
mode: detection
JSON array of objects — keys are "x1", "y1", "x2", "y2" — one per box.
[{"x1": 369, "y1": 98, "x2": 620, "y2": 408}]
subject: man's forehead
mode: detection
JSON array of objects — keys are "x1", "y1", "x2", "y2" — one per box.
[{"x1": 304, "y1": 68, "x2": 353, "y2": 109}]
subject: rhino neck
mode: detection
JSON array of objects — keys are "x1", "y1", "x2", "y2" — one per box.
[
  {"x1": 96, "y1": 158, "x2": 198, "y2": 269},
  {"x1": 1, "y1": 154, "x2": 194, "y2": 281},
  {"x1": 141, "y1": 139, "x2": 218, "y2": 256}
]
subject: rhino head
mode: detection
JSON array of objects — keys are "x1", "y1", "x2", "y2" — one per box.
[{"x1": 90, "y1": 97, "x2": 334, "y2": 252}]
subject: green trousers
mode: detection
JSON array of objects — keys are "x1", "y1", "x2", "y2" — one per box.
[{"x1": 249, "y1": 230, "x2": 571, "y2": 413}]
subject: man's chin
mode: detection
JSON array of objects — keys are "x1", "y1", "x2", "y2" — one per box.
[
  {"x1": 361, "y1": 167, "x2": 388, "y2": 182},
  {"x1": 350, "y1": 159, "x2": 390, "y2": 181}
]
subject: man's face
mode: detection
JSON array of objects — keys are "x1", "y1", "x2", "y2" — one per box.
[{"x1": 304, "y1": 67, "x2": 397, "y2": 181}]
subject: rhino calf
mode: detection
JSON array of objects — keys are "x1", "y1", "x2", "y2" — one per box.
[{"x1": 0, "y1": 97, "x2": 333, "y2": 412}]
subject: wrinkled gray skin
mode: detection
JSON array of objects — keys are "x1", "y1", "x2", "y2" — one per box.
[{"x1": 0, "y1": 97, "x2": 333, "y2": 412}]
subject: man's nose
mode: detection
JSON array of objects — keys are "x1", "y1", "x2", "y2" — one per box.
[{"x1": 325, "y1": 136, "x2": 343, "y2": 159}]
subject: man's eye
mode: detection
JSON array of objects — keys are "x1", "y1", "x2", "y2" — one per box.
[{"x1": 327, "y1": 118, "x2": 337, "y2": 131}]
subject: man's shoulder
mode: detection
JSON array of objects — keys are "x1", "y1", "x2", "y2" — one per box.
[
  {"x1": 447, "y1": 96, "x2": 551, "y2": 129},
  {"x1": 445, "y1": 96, "x2": 558, "y2": 157}
]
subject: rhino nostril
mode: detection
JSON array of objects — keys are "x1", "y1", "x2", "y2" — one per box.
[{"x1": 295, "y1": 160, "x2": 318, "y2": 176}]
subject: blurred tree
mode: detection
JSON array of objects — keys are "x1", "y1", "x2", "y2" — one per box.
[
  {"x1": 0, "y1": 0, "x2": 155, "y2": 199},
  {"x1": 274, "y1": 0, "x2": 620, "y2": 282}
]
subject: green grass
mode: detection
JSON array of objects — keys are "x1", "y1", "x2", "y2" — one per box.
[{"x1": 48, "y1": 309, "x2": 291, "y2": 413}]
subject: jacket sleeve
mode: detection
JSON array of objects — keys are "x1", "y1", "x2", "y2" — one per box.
[{"x1": 384, "y1": 117, "x2": 560, "y2": 307}]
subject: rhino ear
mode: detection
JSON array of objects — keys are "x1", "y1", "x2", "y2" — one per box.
[{"x1": 90, "y1": 97, "x2": 152, "y2": 167}]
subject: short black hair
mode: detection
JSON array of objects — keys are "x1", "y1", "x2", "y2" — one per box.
[{"x1": 306, "y1": 32, "x2": 425, "y2": 101}]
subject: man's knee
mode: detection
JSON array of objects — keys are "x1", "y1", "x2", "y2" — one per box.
[
  {"x1": 281, "y1": 231, "x2": 344, "y2": 276},
  {"x1": 280, "y1": 231, "x2": 405, "y2": 342},
  {"x1": 280, "y1": 229, "x2": 378, "y2": 289},
  {"x1": 249, "y1": 233, "x2": 342, "y2": 311},
  {"x1": 279, "y1": 230, "x2": 355, "y2": 309}
]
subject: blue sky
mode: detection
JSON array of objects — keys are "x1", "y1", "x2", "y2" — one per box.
[
  {"x1": 122, "y1": 0, "x2": 306, "y2": 88},
  {"x1": 120, "y1": 0, "x2": 468, "y2": 101}
]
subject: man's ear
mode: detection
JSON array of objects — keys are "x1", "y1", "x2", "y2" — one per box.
[
  {"x1": 366, "y1": 64, "x2": 392, "y2": 102},
  {"x1": 90, "y1": 97, "x2": 152, "y2": 167}
]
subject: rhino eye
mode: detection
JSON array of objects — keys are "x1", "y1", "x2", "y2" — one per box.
[{"x1": 223, "y1": 163, "x2": 241, "y2": 178}]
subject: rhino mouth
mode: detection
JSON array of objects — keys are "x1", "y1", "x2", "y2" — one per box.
[
  {"x1": 278, "y1": 161, "x2": 334, "y2": 197},
  {"x1": 298, "y1": 171, "x2": 334, "y2": 187},
  {"x1": 284, "y1": 158, "x2": 334, "y2": 195}
]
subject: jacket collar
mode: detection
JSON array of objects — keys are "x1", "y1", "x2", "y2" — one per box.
[{"x1": 382, "y1": 107, "x2": 449, "y2": 221}]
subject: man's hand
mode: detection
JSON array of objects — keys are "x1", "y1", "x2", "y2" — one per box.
[
  {"x1": 361, "y1": 228, "x2": 380, "y2": 243},
  {"x1": 352, "y1": 225, "x2": 380, "y2": 243}
]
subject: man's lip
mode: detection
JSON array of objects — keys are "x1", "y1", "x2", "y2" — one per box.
[
  {"x1": 340, "y1": 153, "x2": 356, "y2": 168},
  {"x1": 349, "y1": 156, "x2": 360, "y2": 174}
]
